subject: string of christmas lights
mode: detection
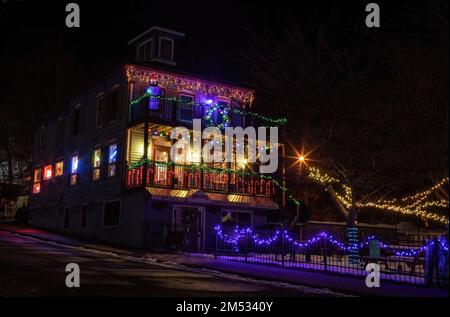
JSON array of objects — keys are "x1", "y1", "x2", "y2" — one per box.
[
  {"x1": 307, "y1": 167, "x2": 449, "y2": 224},
  {"x1": 128, "y1": 158, "x2": 302, "y2": 206},
  {"x1": 214, "y1": 225, "x2": 448, "y2": 257},
  {"x1": 129, "y1": 93, "x2": 288, "y2": 127},
  {"x1": 126, "y1": 65, "x2": 255, "y2": 104}
]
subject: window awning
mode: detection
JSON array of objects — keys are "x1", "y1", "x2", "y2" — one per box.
[{"x1": 145, "y1": 187, "x2": 278, "y2": 210}]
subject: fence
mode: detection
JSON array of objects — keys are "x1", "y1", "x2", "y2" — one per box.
[{"x1": 214, "y1": 225, "x2": 449, "y2": 286}]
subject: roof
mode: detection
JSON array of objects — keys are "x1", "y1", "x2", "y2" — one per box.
[{"x1": 128, "y1": 26, "x2": 186, "y2": 45}]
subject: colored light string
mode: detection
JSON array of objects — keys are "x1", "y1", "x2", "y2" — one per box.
[{"x1": 214, "y1": 225, "x2": 448, "y2": 257}]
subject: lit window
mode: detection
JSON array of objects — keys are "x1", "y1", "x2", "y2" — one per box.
[
  {"x1": 147, "y1": 86, "x2": 162, "y2": 110},
  {"x1": 34, "y1": 168, "x2": 42, "y2": 183},
  {"x1": 70, "y1": 174, "x2": 77, "y2": 186},
  {"x1": 108, "y1": 144, "x2": 117, "y2": 178},
  {"x1": 93, "y1": 148, "x2": 101, "y2": 168},
  {"x1": 55, "y1": 161, "x2": 64, "y2": 176},
  {"x1": 92, "y1": 169, "x2": 101, "y2": 181},
  {"x1": 109, "y1": 144, "x2": 117, "y2": 164},
  {"x1": 71, "y1": 155, "x2": 78, "y2": 185},
  {"x1": 33, "y1": 183, "x2": 41, "y2": 194},
  {"x1": 92, "y1": 148, "x2": 101, "y2": 181},
  {"x1": 43, "y1": 165, "x2": 53, "y2": 180},
  {"x1": 71, "y1": 155, "x2": 78, "y2": 174},
  {"x1": 107, "y1": 165, "x2": 116, "y2": 178},
  {"x1": 33, "y1": 168, "x2": 41, "y2": 194}
]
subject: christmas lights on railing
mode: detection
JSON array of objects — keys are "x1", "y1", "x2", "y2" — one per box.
[
  {"x1": 129, "y1": 93, "x2": 288, "y2": 128},
  {"x1": 214, "y1": 225, "x2": 448, "y2": 257}
]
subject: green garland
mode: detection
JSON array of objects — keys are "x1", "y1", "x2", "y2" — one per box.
[
  {"x1": 128, "y1": 158, "x2": 300, "y2": 206},
  {"x1": 129, "y1": 93, "x2": 288, "y2": 127}
]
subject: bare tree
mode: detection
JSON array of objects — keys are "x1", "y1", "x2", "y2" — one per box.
[{"x1": 239, "y1": 4, "x2": 448, "y2": 226}]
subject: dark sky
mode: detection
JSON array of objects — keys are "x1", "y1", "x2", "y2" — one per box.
[
  {"x1": 0, "y1": 0, "x2": 438, "y2": 117},
  {"x1": 0, "y1": 1, "x2": 399, "y2": 81}
]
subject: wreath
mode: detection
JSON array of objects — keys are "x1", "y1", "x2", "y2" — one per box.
[{"x1": 204, "y1": 104, "x2": 230, "y2": 130}]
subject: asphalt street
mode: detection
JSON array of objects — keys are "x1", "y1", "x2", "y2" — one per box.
[{"x1": 0, "y1": 230, "x2": 342, "y2": 297}]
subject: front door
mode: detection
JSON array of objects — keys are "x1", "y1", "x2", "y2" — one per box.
[{"x1": 172, "y1": 206, "x2": 205, "y2": 253}]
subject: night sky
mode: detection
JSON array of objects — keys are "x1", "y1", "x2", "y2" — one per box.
[
  {"x1": 1, "y1": 1, "x2": 448, "y2": 193},
  {"x1": 1, "y1": 0, "x2": 408, "y2": 103}
]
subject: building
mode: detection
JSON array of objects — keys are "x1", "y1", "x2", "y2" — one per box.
[{"x1": 28, "y1": 26, "x2": 280, "y2": 252}]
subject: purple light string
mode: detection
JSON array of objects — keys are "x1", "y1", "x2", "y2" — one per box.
[{"x1": 214, "y1": 225, "x2": 448, "y2": 257}]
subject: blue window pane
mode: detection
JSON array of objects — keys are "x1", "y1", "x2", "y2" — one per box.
[
  {"x1": 71, "y1": 156, "x2": 78, "y2": 174},
  {"x1": 147, "y1": 86, "x2": 162, "y2": 110},
  {"x1": 109, "y1": 144, "x2": 117, "y2": 163}
]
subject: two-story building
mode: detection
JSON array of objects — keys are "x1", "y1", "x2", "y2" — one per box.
[{"x1": 29, "y1": 26, "x2": 280, "y2": 252}]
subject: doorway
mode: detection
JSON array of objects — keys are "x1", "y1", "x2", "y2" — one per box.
[{"x1": 172, "y1": 206, "x2": 205, "y2": 253}]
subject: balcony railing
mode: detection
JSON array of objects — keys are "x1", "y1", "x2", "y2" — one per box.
[
  {"x1": 129, "y1": 98, "x2": 246, "y2": 128},
  {"x1": 126, "y1": 162, "x2": 275, "y2": 197}
]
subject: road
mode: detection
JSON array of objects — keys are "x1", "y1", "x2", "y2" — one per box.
[{"x1": 0, "y1": 230, "x2": 343, "y2": 297}]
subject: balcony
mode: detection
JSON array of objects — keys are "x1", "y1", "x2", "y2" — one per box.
[
  {"x1": 129, "y1": 98, "x2": 247, "y2": 129},
  {"x1": 125, "y1": 162, "x2": 276, "y2": 197}
]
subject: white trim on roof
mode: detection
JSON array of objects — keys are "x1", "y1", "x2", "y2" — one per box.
[{"x1": 128, "y1": 26, "x2": 186, "y2": 45}]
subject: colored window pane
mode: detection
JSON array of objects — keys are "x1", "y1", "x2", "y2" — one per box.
[
  {"x1": 71, "y1": 155, "x2": 78, "y2": 174},
  {"x1": 55, "y1": 161, "x2": 64, "y2": 176},
  {"x1": 93, "y1": 148, "x2": 101, "y2": 168},
  {"x1": 33, "y1": 183, "x2": 41, "y2": 194},
  {"x1": 70, "y1": 174, "x2": 77, "y2": 186},
  {"x1": 109, "y1": 144, "x2": 117, "y2": 163},
  {"x1": 43, "y1": 165, "x2": 53, "y2": 180},
  {"x1": 34, "y1": 168, "x2": 42, "y2": 183},
  {"x1": 108, "y1": 165, "x2": 116, "y2": 178}
]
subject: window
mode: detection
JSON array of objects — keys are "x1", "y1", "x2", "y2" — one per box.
[
  {"x1": 104, "y1": 201, "x2": 120, "y2": 227},
  {"x1": 38, "y1": 127, "x2": 46, "y2": 152},
  {"x1": 95, "y1": 95, "x2": 105, "y2": 128},
  {"x1": 34, "y1": 168, "x2": 42, "y2": 183},
  {"x1": 55, "y1": 160, "x2": 64, "y2": 177},
  {"x1": 70, "y1": 155, "x2": 78, "y2": 186},
  {"x1": 64, "y1": 208, "x2": 70, "y2": 229},
  {"x1": 147, "y1": 86, "x2": 163, "y2": 110},
  {"x1": 33, "y1": 167, "x2": 41, "y2": 194},
  {"x1": 81, "y1": 205, "x2": 88, "y2": 228},
  {"x1": 221, "y1": 211, "x2": 252, "y2": 228},
  {"x1": 177, "y1": 94, "x2": 194, "y2": 123},
  {"x1": 145, "y1": 40, "x2": 153, "y2": 60},
  {"x1": 33, "y1": 183, "x2": 41, "y2": 194},
  {"x1": 108, "y1": 144, "x2": 117, "y2": 177},
  {"x1": 43, "y1": 165, "x2": 53, "y2": 180},
  {"x1": 137, "y1": 40, "x2": 152, "y2": 62},
  {"x1": 107, "y1": 89, "x2": 119, "y2": 122},
  {"x1": 159, "y1": 37, "x2": 173, "y2": 60},
  {"x1": 92, "y1": 148, "x2": 101, "y2": 181},
  {"x1": 56, "y1": 118, "x2": 64, "y2": 146},
  {"x1": 137, "y1": 44, "x2": 145, "y2": 62},
  {"x1": 73, "y1": 106, "x2": 81, "y2": 136}
]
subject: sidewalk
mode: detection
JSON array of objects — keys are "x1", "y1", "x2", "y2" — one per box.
[{"x1": 0, "y1": 223, "x2": 448, "y2": 297}]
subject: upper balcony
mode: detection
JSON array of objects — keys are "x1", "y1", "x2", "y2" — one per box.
[{"x1": 128, "y1": 96, "x2": 248, "y2": 130}]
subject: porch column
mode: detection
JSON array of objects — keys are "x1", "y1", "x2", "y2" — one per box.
[{"x1": 142, "y1": 98, "x2": 149, "y2": 187}]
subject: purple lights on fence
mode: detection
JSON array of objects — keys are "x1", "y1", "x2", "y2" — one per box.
[{"x1": 214, "y1": 225, "x2": 448, "y2": 257}]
